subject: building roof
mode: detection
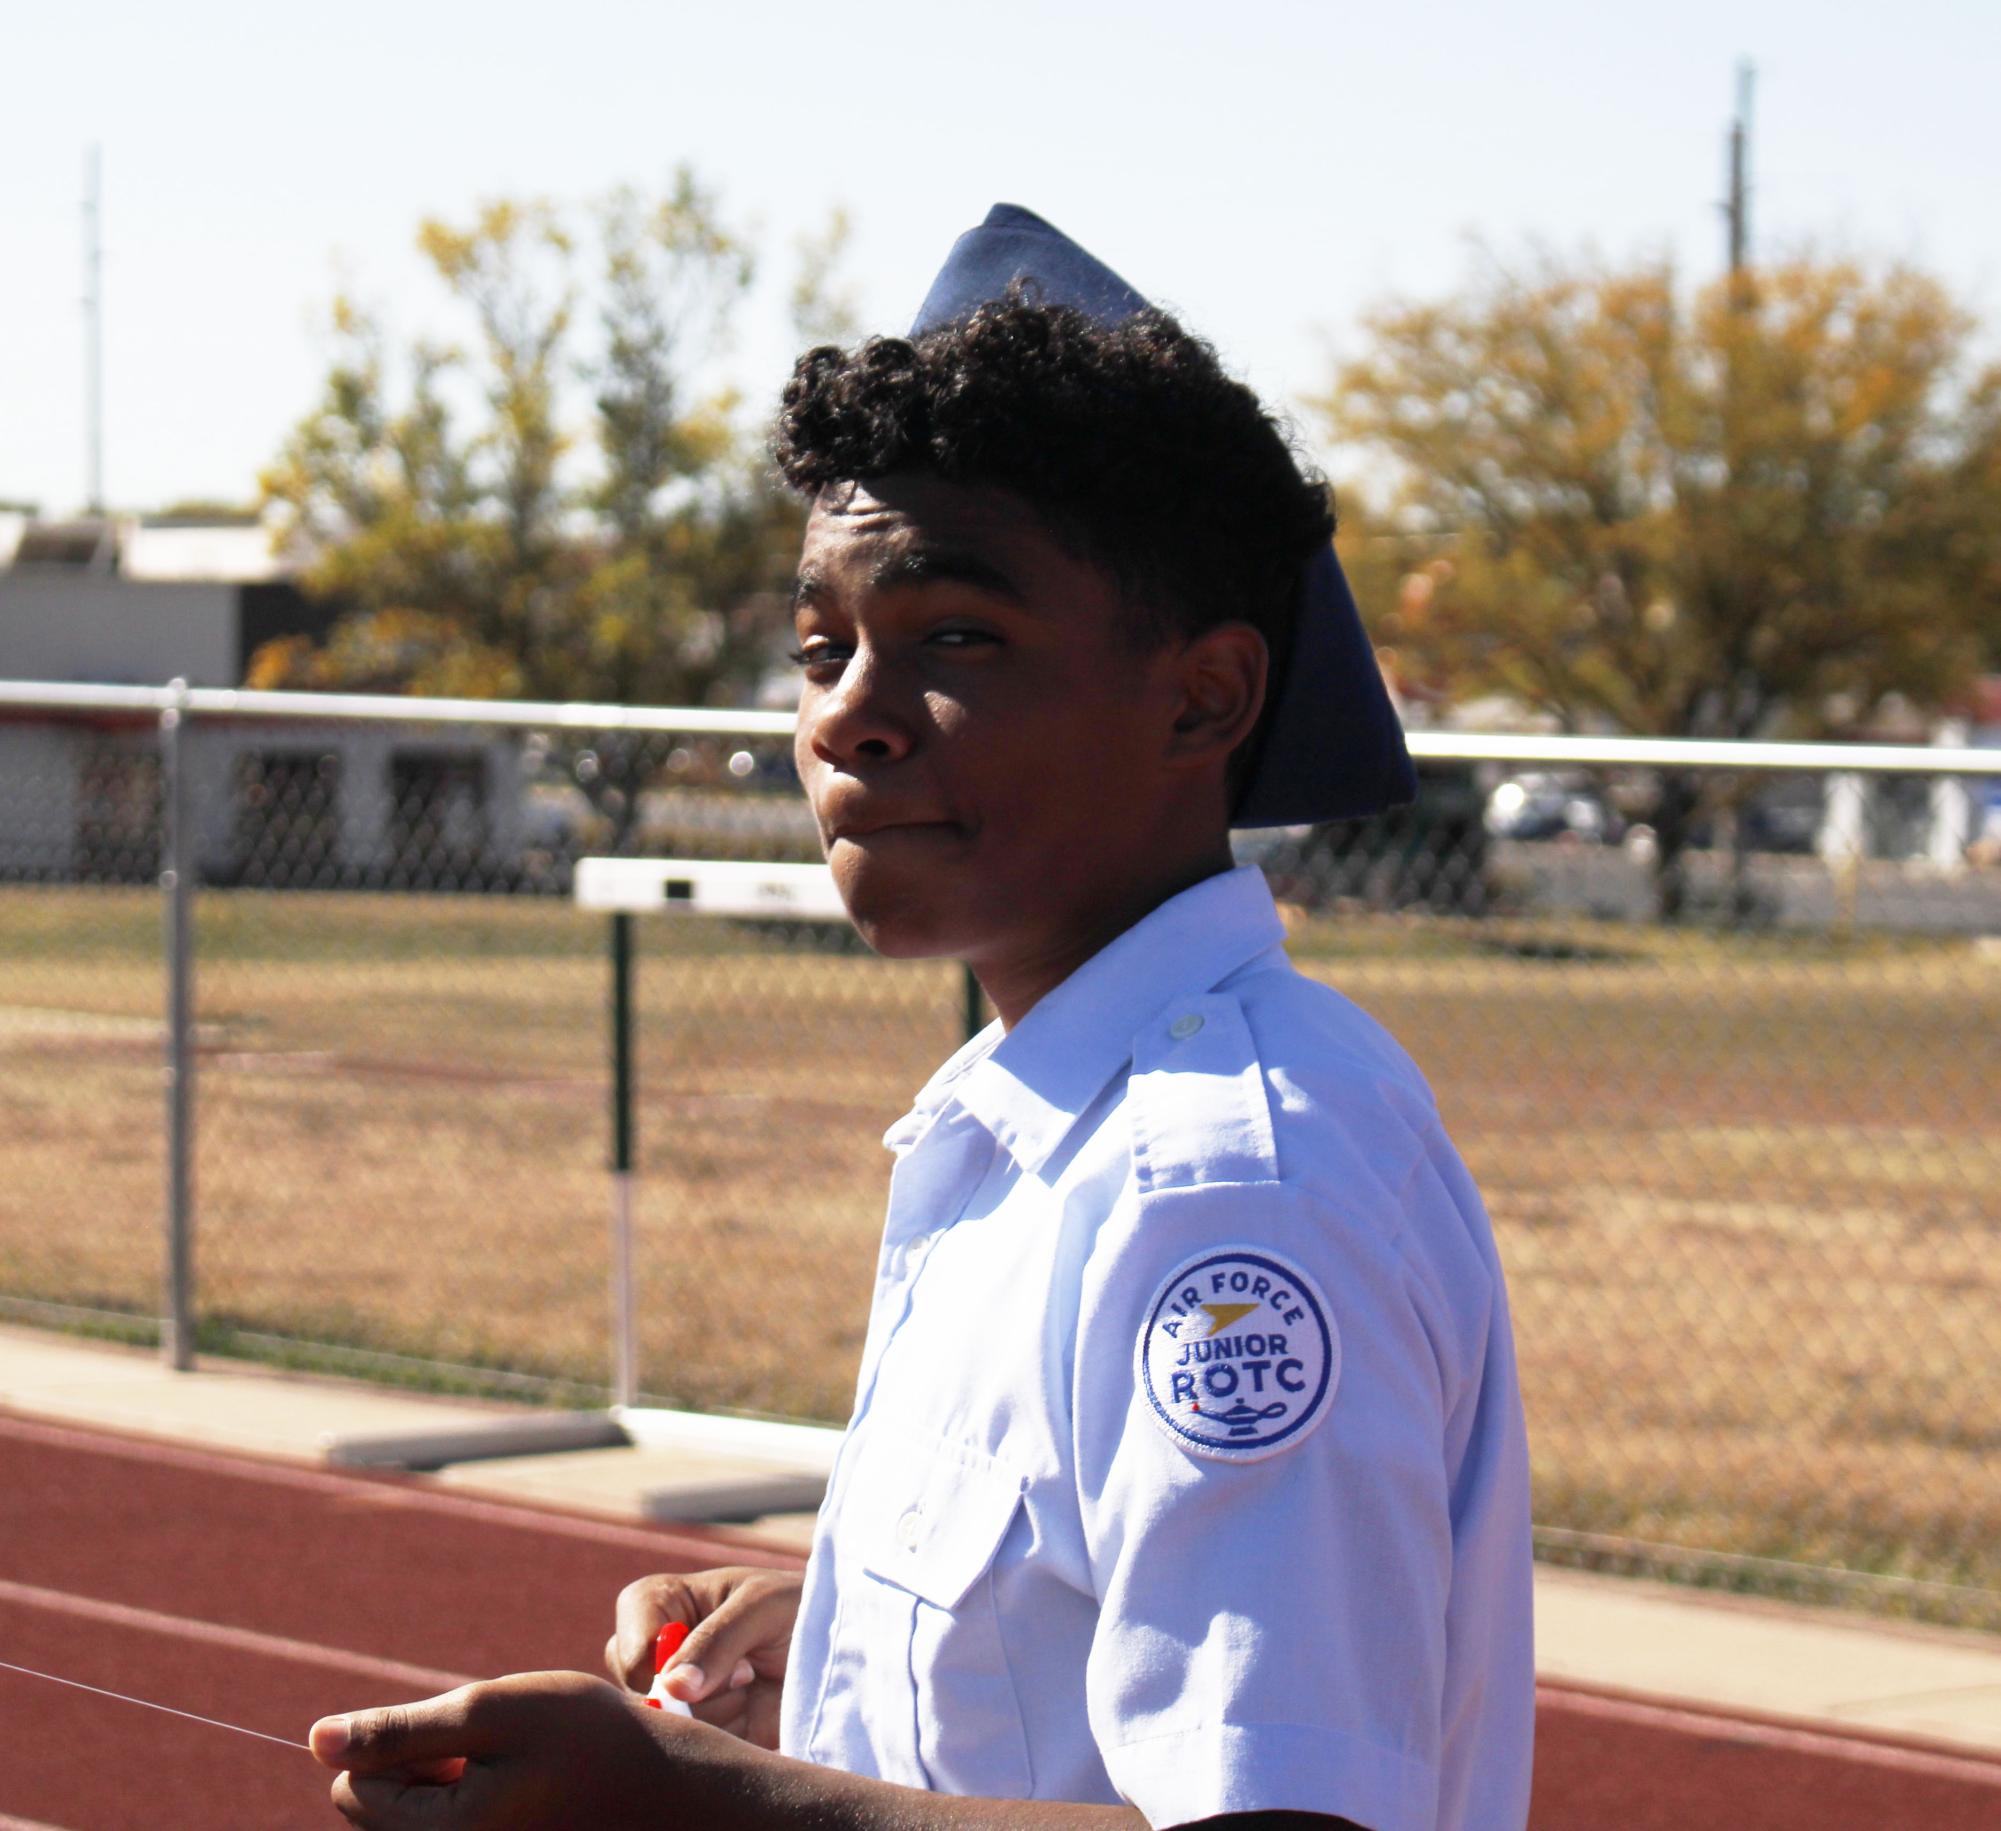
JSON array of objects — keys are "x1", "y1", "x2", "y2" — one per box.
[
  {"x1": 2, "y1": 513, "x2": 291, "y2": 583},
  {"x1": 9, "y1": 520, "x2": 120, "y2": 573},
  {"x1": 124, "y1": 516, "x2": 286, "y2": 582}
]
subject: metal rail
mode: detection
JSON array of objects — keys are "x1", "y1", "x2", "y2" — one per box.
[
  {"x1": 1403, "y1": 729, "x2": 2001, "y2": 776},
  {"x1": 2, "y1": 680, "x2": 1993, "y2": 775},
  {"x1": 0, "y1": 680, "x2": 795, "y2": 737}
]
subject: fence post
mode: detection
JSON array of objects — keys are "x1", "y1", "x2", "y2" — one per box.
[
  {"x1": 1821, "y1": 771, "x2": 1866, "y2": 934},
  {"x1": 160, "y1": 678, "x2": 196, "y2": 1370},
  {"x1": 1929, "y1": 720, "x2": 1973, "y2": 875},
  {"x1": 609, "y1": 910, "x2": 637, "y2": 1410}
]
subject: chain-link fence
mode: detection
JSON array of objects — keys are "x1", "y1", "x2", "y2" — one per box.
[{"x1": 2, "y1": 682, "x2": 1998, "y2": 1630}]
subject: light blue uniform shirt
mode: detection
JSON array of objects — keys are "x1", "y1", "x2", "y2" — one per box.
[{"x1": 780, "y1": 867, "x2": 1534, "y2": 1830}]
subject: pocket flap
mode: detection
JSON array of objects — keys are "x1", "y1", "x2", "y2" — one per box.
[{"x1": 854, "y1": 1425, "x2": 1025, "y2": 1611}]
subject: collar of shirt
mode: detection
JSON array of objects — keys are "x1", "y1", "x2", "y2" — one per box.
[{"x1": 883, "y1": 865, "x2": 1288, "y2": 1175}]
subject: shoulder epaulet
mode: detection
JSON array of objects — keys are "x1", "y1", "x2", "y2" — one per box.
[{"x1": 1127, "y1": 992, "x2": 1280, "y2": 1193}]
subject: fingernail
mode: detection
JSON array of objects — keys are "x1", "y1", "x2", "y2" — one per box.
[
  {"x1": 728, "y1": 1660, "x2": 755, "y2": 1691},
  {"x1": 312, "y1": 1716, "x2": 350, "y2": 1761},
  {"x1": 663, "y1": 1664, "x2": 705, "y2": 1701}
]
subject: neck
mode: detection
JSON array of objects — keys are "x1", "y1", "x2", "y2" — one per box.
[{"x1": 971, "y1": 842, "x2": 1238, "y2": 1030}]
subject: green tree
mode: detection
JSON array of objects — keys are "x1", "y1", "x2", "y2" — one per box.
[
  {"x1": 257, "y1": 172, "x2": 833, "y2": 843},
  {"x1": 1318, "y1": 251, "x2": 2001, "y2": 916}
]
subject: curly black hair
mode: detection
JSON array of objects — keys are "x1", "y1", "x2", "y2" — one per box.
[{"x1": 772, "y1": 293, "x2": 1334, "y2": 672}]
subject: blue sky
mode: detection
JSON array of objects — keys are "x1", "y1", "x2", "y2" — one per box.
[{"x1": 4, "y1": 0, "x2": 1996, "y2": 514}]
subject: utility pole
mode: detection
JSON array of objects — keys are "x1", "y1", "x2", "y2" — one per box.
[
  {"x1": 1724, "y1": 61, "x2": 1754, "y2": 280},
  {"x1": 1720, "y1": 60, "x2": 1759, "y2": 920},
  {"x1": 83, "y1": 144, "x2": 105, "y2": 515}
]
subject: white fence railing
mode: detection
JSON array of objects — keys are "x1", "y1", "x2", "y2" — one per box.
[{"x1": 2, "y1": 680, "x2": 1999, "y2": 1627}]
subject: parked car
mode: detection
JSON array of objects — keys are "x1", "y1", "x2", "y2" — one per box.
[{"x1": 1484, "y1": 774, "x2": 1621, "y2": 844}]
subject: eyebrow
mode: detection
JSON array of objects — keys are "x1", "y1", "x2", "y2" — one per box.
[
  {"x1": 791, "y1": 544, "x2": 1028, "y2": 613},
  {"x1": 869, "y1": 546, "x2": 1026, "y2": 603},
  {"x1": 790, "y1": 568, "x2": 831, "y2": 613}
]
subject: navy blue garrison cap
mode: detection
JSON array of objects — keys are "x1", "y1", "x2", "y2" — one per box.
[{"x1": 912, "y1": 204, "x2": 1416, "y2": 828}]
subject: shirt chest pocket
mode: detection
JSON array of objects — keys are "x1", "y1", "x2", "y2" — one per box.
[{"x1": 847, "y1": 1424, "x2": 1033, "y2": 1797}]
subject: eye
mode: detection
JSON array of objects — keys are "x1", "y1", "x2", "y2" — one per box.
[
  {"x1": 927, "y1": 626, "x2": 1001, "y2": 650},
  {"x1": 788, "y1": 641, "x2": 849, "y2": 672}
]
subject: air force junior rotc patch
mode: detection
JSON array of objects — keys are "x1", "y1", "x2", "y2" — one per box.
[{"x1": 1137, "y1": 1246, "x2": 1339, "y2": 1462}]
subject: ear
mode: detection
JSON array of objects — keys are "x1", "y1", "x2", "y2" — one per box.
[{"x1": 1165, "y1": 622, "x2": 1267, "y2": 765}]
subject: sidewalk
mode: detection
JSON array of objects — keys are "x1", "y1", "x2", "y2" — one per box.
[{"x1": 4, "y1": 1321, "x2": 1998, "y2": 1761}]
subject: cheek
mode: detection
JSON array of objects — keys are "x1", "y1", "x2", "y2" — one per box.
[
  {"x1": 793, "y1": 731, "x2": 829, "y2": 811},
  {"x1": 1021, "y1": 693, "x2": 1159, "y2": 787}
]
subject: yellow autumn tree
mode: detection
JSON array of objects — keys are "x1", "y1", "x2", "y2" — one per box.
[
  {"x1": 256, "y1": 172, "x2": 847, "y2": 842},
  {"x1": 1318, "y1": 251, "x2": 2001, "y2": 914}
]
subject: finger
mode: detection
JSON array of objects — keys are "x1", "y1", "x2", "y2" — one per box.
[
  {"x1": 663, "y1": 1591, "x2": 793, "y2": 1705},
  {"x1": 333, "y1": 1761, "x2": 499, "y2": 1829},
  {"x1": 314, "y1": 1698, "x2": 440, "y2": 1774},
  {"x1": 686, "y1": 1686, "x2": 750, "y2": 1739},
  {"x1": 403, "y1": 1758, "x2": 469, "y2": 1784},
  {"x1": 316, "y1": 1672, "x2": 556, "y2": 1776},
  {"x1": 613, "y1": 1638, "x2": 746, "y2": 1694},
  {"x1": 611, "y1": 1574, "x2": 695, "y2": 1691},
  {"x1": 333, "y1": 1769, "x2": 437, "y2": 1828},
  {"x1": 679, "y1": 1673, "x2": 783, "y2": 1745},
  {"x1": 668, "y1": 1661, "x2": 750, "y2": 1729},
  {"x1": 745, "y1": 1683, "x2": 786, "y2": 1752}
]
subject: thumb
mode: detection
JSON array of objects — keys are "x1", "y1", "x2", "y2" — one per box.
[
  {"x1": 312, "y1": 1685, "x2": 492, "y2": 1774},
  {"x1": 662, "y1": 1586, "x2": 794, "y2": 1704}
]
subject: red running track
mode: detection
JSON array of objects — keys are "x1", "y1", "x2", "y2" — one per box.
[{"x1": 2, "y1": 1409, "x2": 1998, "y2": 1829}]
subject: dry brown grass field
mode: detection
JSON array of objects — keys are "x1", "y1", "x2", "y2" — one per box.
[{"x1": 2, "y1": 884, "x2": 1997, "y2": 1620}]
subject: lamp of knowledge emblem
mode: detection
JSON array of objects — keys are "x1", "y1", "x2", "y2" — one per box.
[{"x1": 1136, "y1": 1247, "x2": 1339, "y2": 1463}]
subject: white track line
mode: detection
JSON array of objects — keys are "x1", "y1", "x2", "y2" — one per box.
[
  {"x1": 0, "y1": 1577, "x2": 472, "y2": 1693},
  {"x1": 1538, "y1": 1681, "x2": 2001, "y2": 1786},
  {"x1": 0, "y1": 1410, "x2": 801, "y2": 1567},
  {"x1": 0, "y1": 1814, "x2": 77, "y2": 1831}
]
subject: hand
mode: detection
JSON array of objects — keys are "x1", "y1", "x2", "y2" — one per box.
[
  {"x1": 605, "y1": 1566, "x2": 803, "y2": 1749},
  {"x1": 310, "y1": 1669, "x2": 687, "y2": 1829}
]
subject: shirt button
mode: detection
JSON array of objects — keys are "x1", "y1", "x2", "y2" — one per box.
[
  {"x1": 1170, "y1": 1012, "x2": 1204, "y2": 1040},
  {"x1": 896, "y1": 1508, "x2": 924, "y2": 1553}
]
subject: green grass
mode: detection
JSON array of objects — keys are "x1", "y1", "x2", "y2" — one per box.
[{"x1": 3, "y1": 883, "x2": 1999, "y2": 1625}]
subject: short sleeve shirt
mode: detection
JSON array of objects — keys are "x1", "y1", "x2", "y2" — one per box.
[{"x1": 779, "y1": 867, "x2": 1534, "y2": 1831}]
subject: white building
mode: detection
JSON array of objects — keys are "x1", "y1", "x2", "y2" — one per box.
[{"x1": 0, "y1": 516, "x2": 531, "y2": 888}]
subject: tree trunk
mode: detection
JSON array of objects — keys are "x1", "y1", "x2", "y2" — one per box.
[
  {"x1": 1725, "y1": 800, "x2": 1759, "y2": 927},
  {"x1": 1652, "y1": 770, "x2": 1702, "y2": 924},
  {"x1": 573, "y1": 734, "x2": 645, "y2": 856}
]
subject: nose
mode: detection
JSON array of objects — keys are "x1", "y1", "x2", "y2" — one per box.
[{"x1": 800, "y1": 644, "x2": 919, "y2": 770}]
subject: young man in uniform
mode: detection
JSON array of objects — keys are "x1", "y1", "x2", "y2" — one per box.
[{"x1": 313, "y1": 206, "x2": 1534, "y2": 1831}]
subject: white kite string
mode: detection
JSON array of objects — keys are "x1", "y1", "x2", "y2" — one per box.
[{"x1": 0, "y1": 1657, "x2": 306, "y2": 1750}]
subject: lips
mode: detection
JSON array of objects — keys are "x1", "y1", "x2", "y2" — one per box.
[
  {"x1": 829, "y1": 819, "x2": 960, "y2": 842},
  {"x1": 822, "y1": 801, "x2": 961, "y2": 843}
]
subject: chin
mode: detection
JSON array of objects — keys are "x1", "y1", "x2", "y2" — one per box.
[
  {"x1": 829, "y1": 855, "x2": 970, "y2": 961},
  {"x1": 850, "y1": 921, "x2": 959, "y2": 961},
  {"x1": 841, "y1": 897, "x2": 968, "y2": 961}
]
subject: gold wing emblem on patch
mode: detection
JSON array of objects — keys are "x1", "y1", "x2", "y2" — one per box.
[{"x1": 1191, "y1": 1301, "x2": 1260, "y2": 1339}]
